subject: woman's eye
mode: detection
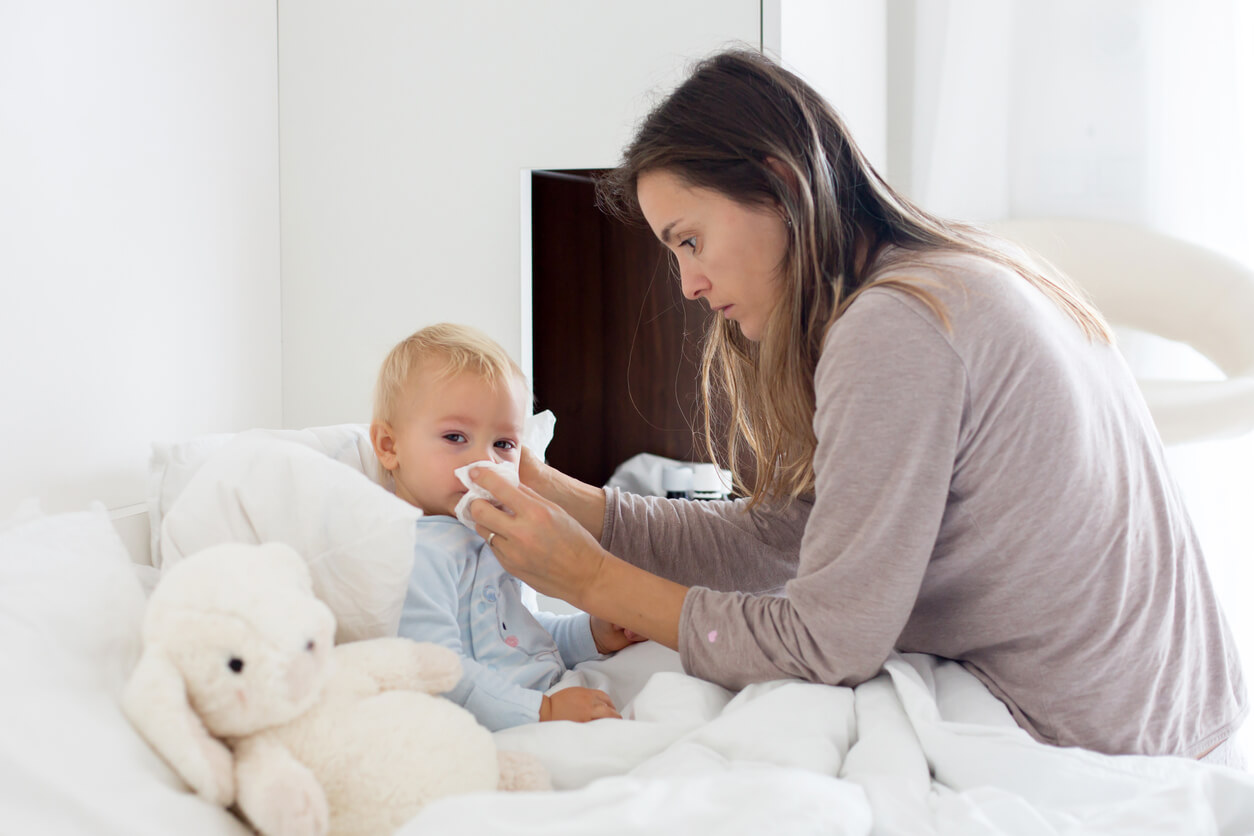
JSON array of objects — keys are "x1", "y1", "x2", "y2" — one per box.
[
  {"x1": 679, "y1": 236, "x2": 697, "y2": 251},
  {"x1": 443, "y1": 433, "x2": 466, "y2": 443}
]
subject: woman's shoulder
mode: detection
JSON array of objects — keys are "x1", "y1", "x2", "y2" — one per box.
[
  {"x1": 844, "y1": 247, "x2": 1043, "y2": 339},
  {"x1": 866, "y1": 245, "x2": 1019, "y2": 301},
  {"x1": 823, "y1": 246, "x2": 1080, "y2": 390}
]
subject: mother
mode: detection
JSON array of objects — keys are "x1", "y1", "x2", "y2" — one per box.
[{"x1": 470, "y1": 49, "x2": 1246, "y2": 763}]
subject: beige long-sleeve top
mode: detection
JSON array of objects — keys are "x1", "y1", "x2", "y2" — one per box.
[{"x1": 601, "y1": 249, "x2": 1246, "y2": 757}]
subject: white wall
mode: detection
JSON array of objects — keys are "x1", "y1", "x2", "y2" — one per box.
[
  {"x1": 766, "y1": 0, "x2": 888, "y2": 174},
  {"x1": 0, "y1": 1, "x2": 282, "y2": 516},
  {"x1": 278, "y1": 0, "x2": 762, "y2": 428}
]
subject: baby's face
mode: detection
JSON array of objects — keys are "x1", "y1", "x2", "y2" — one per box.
[{"x1": 385, "y1": 365, "x2": 529, "y2": 517}]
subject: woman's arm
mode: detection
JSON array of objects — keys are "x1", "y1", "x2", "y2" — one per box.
[
  {"x1": 467, "y1": 473, "x2": 687, "y2": 649},
  {"x1": 498, "y1": 291, "x2": 964, "y2": 694},
  {"x1": 519, "y1": 447, "x2": 607, "y2": 539},
  {"x1": 484, "y1": 288, "x2": 965, "y2": 692},
  {"x1": 602, "y1": 489, "x2": 807, "y2": 593},
  {"x1": 521, "y1": 447, "x2": 806, "y2": 594},
  {"x1": 580, "y1": 554, "x2": 687, "y2": 650},
  {"x1": 678, "y1": 291, "x2": 966, "y2": 689}
]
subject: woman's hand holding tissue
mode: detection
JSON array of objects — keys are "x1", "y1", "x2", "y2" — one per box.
[
  {"x1": 467, "y1": 469, "x2": 605, "y2": 603},
  {"x1": 517, "y1": 446, "x2": 608, "y2": 540},
  {"x1": 467, "y1": 466, "x2": 687, "y2": 652}
]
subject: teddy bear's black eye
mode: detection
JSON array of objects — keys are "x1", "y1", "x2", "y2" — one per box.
[{"x1": 228, "y1": 657, "x2": 245, "y2": 674}]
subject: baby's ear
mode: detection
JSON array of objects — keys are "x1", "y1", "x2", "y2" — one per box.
[{"x1": 370, "y1": 421, "x2": 398, "y2": 471}]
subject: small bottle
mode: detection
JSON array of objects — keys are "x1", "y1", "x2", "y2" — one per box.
[
  {"x1": 662, "y1": 465, "x2": 693, "y2": 499},
  {"x1": 691, "y1": 463, "x2": 731, "y2": 501}
]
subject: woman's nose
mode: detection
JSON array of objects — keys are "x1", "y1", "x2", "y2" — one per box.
[{"x1": 678, "y1": 261, "x2": 709, "y2": 301}]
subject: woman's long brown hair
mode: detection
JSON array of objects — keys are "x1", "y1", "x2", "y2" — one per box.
[{"x1": 597, "y1": 49, "x2": 1111, "y2": 506}]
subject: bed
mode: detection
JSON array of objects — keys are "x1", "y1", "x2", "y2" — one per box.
[{"x1": 5, "y1": 421, "x2": 1254, "y2": 836}]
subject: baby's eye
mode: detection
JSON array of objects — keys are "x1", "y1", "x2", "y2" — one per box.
[
  {"x1": 443, "y1": 433, "x2": 466, "y2": 444},
  {"x1": 494, "y1": 440, "x2": 517, "y2": 451}
]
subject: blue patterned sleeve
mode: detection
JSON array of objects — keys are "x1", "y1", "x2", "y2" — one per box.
[{"x1": 531, "y1": 610, "x2": 603, "y2": 668}]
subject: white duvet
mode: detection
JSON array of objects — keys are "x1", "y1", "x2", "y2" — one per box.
[{"x1": 403, "y1": 643, "x2": 1254, "y2": 835}]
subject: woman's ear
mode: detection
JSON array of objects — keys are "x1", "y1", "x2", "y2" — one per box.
[
  {"x1": 764, "y1": 155, "x2": 801, "y2": 204},
  {"x1": 370, "y1": 421, "x2": 399, "y2": 471}
]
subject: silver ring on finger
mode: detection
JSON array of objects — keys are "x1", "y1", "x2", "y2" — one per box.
[{"x1": 486, "y1": 531, "x2": 496, "y2": 547}]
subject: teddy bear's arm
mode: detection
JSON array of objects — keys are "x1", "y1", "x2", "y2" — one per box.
[
  {"x1": 333, "y1": 637, "x2": 462, "y2": 694},
  {"x1": 234, "y1": 733, "x2": 329, "y2": 836}
]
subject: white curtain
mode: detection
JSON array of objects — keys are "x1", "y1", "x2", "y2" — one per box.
[
  {"x1": 891, "y1": 0, "x2": 1254, "y2": 738},
  {"x1": 900, "y1": 0, "x2": 1252, "y2": 262}
]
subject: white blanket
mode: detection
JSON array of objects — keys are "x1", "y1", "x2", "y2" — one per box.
[{"x1": 406, "y1": 643, "x2": 1254, "y2": 835}]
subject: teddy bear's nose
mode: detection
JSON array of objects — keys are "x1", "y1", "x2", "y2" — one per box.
[{"x1": 305, "y1": 639, "x2": 316, "y2": 653}]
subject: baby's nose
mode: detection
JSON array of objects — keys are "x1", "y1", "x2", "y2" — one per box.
[{"x1": 471, "y1": 444, "x2": 502, "y2": 464}]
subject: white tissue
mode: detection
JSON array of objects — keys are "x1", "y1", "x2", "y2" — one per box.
[
  {"x1": 450, "y1": 409, "x2": 556, "y2": 533},
  {"x1": 523, "y1": 409, "x2": 557, "y2": 462},
  {"x1": 453, "y1": 460, "x2": 519, "y2": 532}
]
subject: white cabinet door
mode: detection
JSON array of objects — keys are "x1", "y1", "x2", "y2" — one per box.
[{"x1": 279, "y1": 1, "x2": 761, "y2": 427}]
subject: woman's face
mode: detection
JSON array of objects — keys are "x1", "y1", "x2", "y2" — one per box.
[{"x1": 636, "y1": 169, "x2": 789, "y2": 342}]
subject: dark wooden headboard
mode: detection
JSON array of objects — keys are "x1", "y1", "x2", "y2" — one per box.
[{"x1": 531, "y1": 169, "x2": 711, "y2": 487}]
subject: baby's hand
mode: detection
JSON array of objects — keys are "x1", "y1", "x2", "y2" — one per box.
[
  {"x1": 590, "y1": 616, "x2": 647, "y2": 654},
  {"x1": 540, "y1": 687, "x2": 620, "y2": 722}
]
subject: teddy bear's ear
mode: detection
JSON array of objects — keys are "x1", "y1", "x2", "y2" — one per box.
[
  {"x1": 123, "y1": 647, "x2": 237, "y2": 806},
  {"x1": 253, "y1": 541, "x2": 315, "y2": 592}
]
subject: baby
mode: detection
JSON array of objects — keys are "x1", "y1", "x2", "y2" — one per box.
[{"x1": 370, "y1": 323, "x2": 631, "y2": 730}]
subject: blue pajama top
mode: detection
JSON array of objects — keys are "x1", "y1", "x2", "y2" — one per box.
[{"x1": 397, "y1": 515, "x2": 601, "y2": 730}]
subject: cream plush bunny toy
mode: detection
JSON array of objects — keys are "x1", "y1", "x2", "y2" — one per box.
[{"x1": 123, "y1": 542, "x2": 549, "y2": 836}]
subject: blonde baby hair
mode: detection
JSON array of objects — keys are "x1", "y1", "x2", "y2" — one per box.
[{"x1": 372, "y1": 323, "x2": 529, "y2": 424}]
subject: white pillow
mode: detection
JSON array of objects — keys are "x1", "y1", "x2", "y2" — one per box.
[
  {"x1": 0, "y1": 502, "x2": 145, "y2": 692},
  {"x1": 147, "y1": 424, "x2": 384, "y2": 568},
  {"x1": 159, "y1": 436, "x2": 422, "y2": 643},
  {"x1": 0, "y1": 504, "x2": 250, "y2": 835},
  {"x1": 147, "y1": 414, "x2": 557, "y2": 567}
]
